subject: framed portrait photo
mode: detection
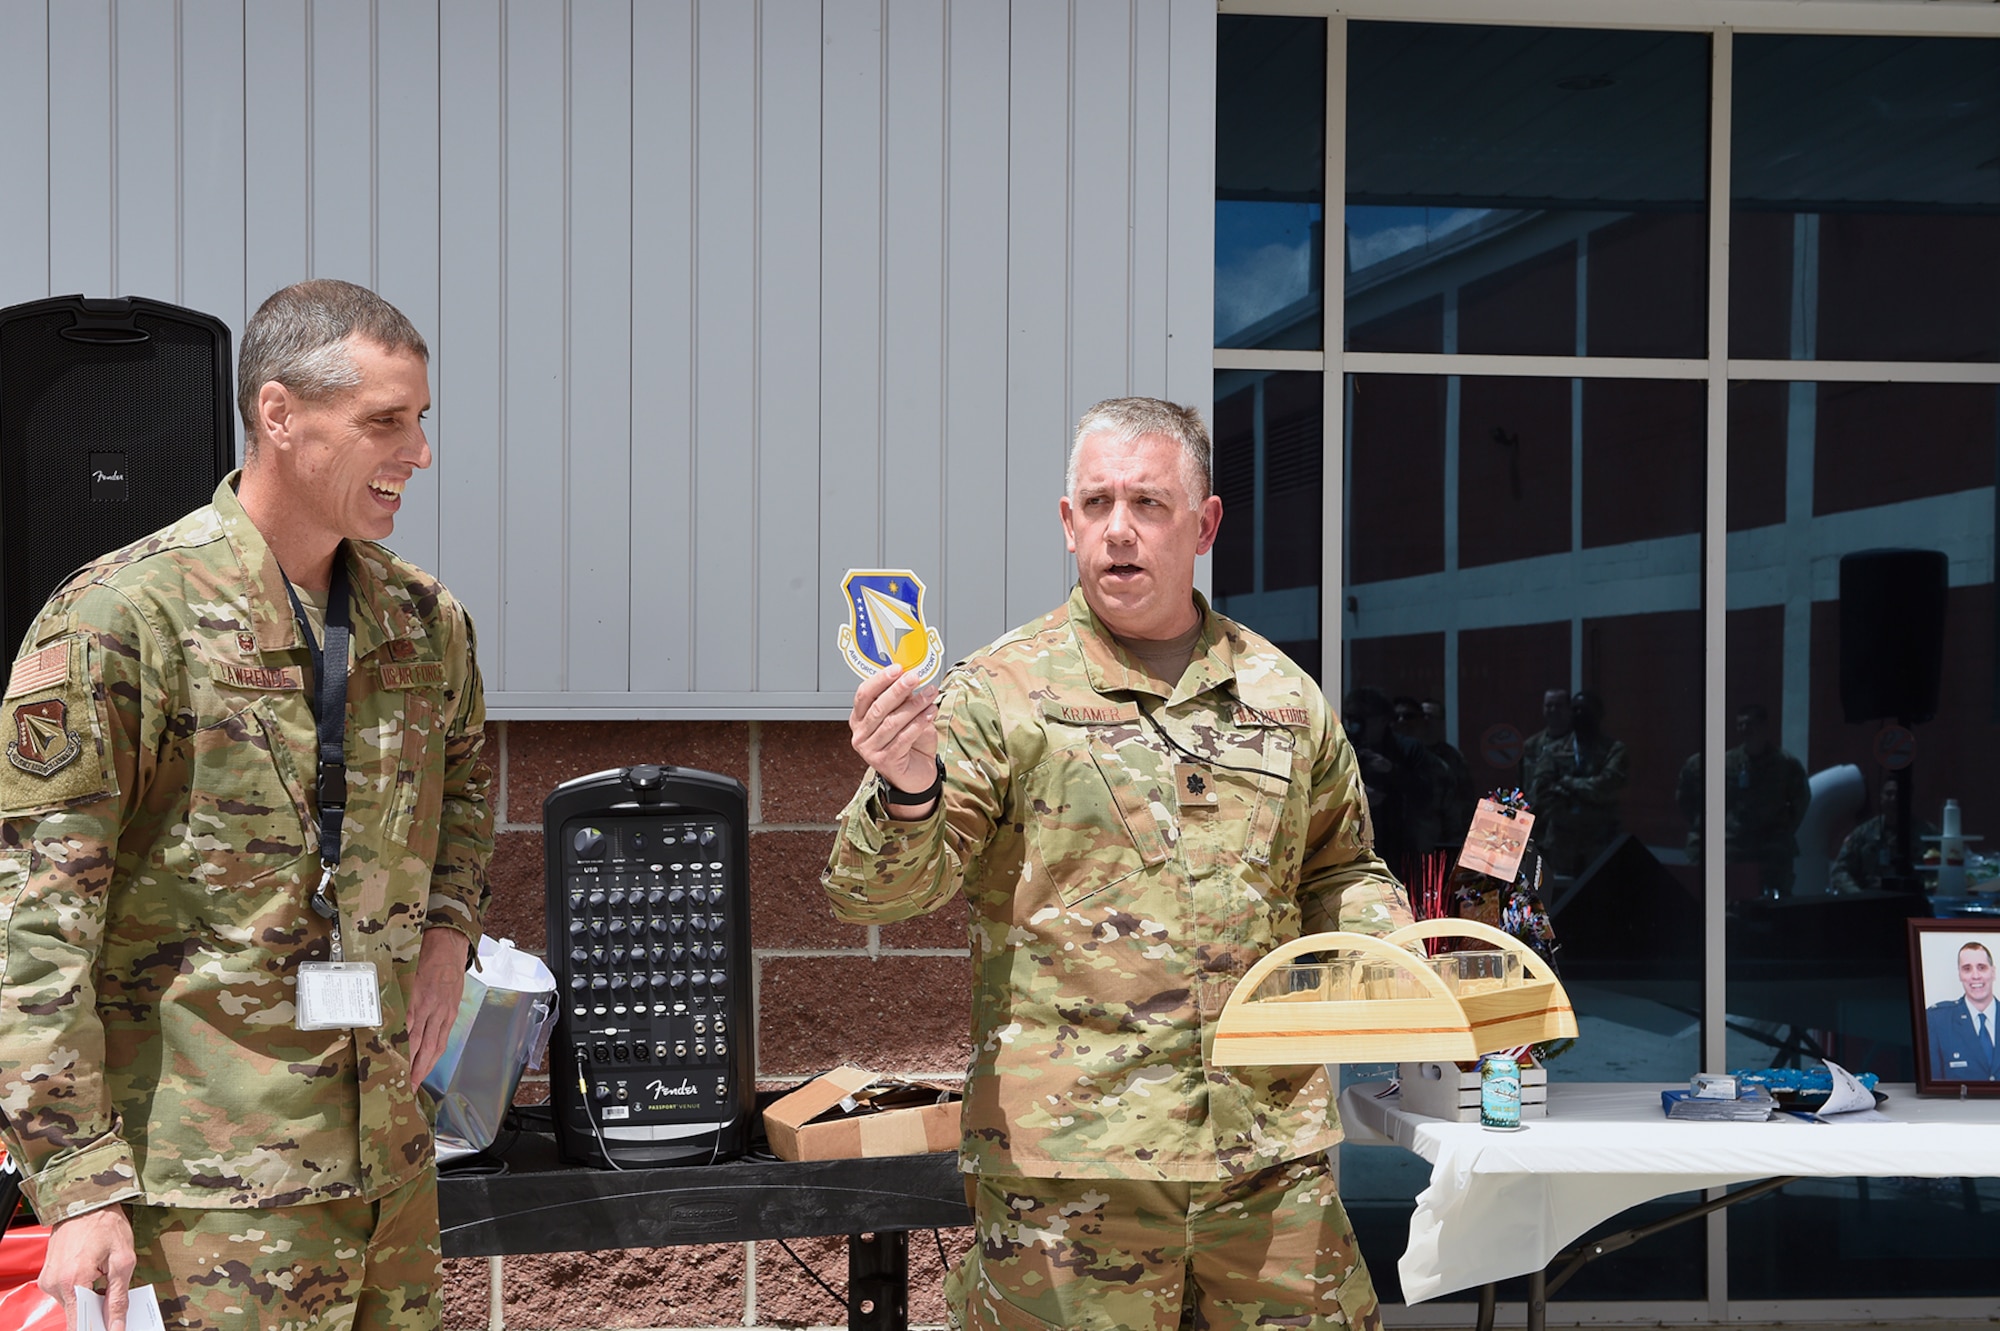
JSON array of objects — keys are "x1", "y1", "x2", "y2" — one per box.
[{"x1": 1908, "y1": 919, "x2": 2000, "y2": 1096}]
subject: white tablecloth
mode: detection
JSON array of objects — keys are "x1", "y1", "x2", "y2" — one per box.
[{"x1": 1337, "y1": 1080, "x2": 2000, "y2": 1303}]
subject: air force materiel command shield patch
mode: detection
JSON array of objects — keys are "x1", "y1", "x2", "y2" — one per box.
[
  {"x1": 837, "y1": 569, "x2": 944, "y2": 687},
  {"x1": 8, "y1": 698, "x2": 81, "y2": 776}
]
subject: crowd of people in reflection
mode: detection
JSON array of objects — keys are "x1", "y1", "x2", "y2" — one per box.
[
  {"x1": 1340, "y1": 684, "x2": 1937, "y2": 901},
  {"x1": 1343, "y1": 684, "x2": 1635, "y2": 881}
]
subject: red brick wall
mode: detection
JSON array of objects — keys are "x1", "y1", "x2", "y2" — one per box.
[{"x1": 442, "y1": 719, "x2": 975, "y2": 1329}]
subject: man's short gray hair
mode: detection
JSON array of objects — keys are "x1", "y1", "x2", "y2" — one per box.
[
  {"x1": 237, "y1": 279, "x2": 428, "y2": 446},
  {"x1": 1067, "y1": 397, "x2": 1213, "y2": 506}
]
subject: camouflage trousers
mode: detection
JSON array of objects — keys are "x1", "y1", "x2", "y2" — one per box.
[
  {"x1": 128, "y1": 1167, "x2": 441, "y2": 1331},
  {"x1": 946, "y1": 1156, "x2": 1381, "y2": 1331}
]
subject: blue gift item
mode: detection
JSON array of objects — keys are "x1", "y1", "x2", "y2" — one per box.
[{"x1": 1731, "y1": 1065, "x2": 1881, "y2": 1111}]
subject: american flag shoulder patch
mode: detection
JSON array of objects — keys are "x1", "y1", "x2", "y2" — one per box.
[{"x1": 5, "y1": 642, "x2": 70, "y2": 700}]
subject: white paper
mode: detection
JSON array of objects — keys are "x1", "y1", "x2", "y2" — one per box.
[
  {"x1": 72, "y1": 1284, "x2": 165, "y2": 1331},
  {"x1": 474, "y1": 936, "x2": 556, "y2": 994},
  {"x1": 295, "y1": 961, "x2": 384, "y2": 1029},
  {"x1": 1814, "y1": 1059, "x2": 1891, "y2": 1122}
]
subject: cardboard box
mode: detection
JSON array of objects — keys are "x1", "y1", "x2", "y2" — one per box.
[
  {"x1": 763, "y1": 1065, "x2": 962, "y2": 1161},
  {"x1": 1397, "y1": 1057, "x2": 1548, "y2": 1122}
]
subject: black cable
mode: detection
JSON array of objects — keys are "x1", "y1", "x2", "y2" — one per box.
[
  {"x1": 575, "y1": 1050, "x2": 629, "y2": 1173},
  {"x1": 1139, "y1": 702, "x2": 1293, "y2": 787},
  {"x1": 774, "y1": 1237, "x2": 847, "y2": 1313},
  {"x1": 933, "y1": 1227, "x2": 950, "y2": 1273}
]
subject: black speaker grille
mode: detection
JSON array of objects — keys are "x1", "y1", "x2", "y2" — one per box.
[
  {"x1": 0, "y1": 298, "x2": 233, "y2": 655},
  {"x1": 1838, "y1": 547, "x2": 1949, "y2": 726}
]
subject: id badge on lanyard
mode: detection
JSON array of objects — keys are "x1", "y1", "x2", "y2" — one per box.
[{"x1": 287, "y1": 548, "x2": 384, "y2": 1031}]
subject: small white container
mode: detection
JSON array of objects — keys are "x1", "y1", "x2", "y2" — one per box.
[{"x1": 1398, "y1": 1057, "x2": 1548, "y2": 1122}]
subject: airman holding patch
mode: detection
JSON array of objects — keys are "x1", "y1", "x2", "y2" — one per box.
[
  {"x1": 826, "y1": 397, "x2": 1410, "y2": 1331},
  {"x1": 0, "y1": 280, "x2": 492, "y2": 1331}
]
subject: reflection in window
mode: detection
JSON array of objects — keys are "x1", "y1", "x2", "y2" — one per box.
[
  {"x1": 1341, "y1": 372, "x2": 1705, "y2": 1303},
  {"x1": 1344, "y1": 374, "x2": 1705, "y2": 894},
  {"x1": 1215, "y1": 201, "x2": 1324, "y2": 350},
  {"x1": 1211, "y1": 370, "x2": 1322, "y2": 670},
  {"x1": 1216, "y1": 17, "x2": 1325, "y2": 350},
  {"x1": 1723, "y1": 378, "x2": 2000, "y2": 1296},
  {"x1": 1731, "y1": 35, "x2": 2000, "y2": 363},
  {"x1": 1346, "y1": 22, "x2": 1709, "y2": 357}
]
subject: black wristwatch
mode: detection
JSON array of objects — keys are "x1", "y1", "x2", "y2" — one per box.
[{"x1": 880, "y1": 756, "x2": 946, "y2": 807}]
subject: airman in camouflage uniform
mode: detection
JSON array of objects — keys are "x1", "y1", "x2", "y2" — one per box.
[
  {"x1": 828, "y1": 398, "x2": 1410, "y2": 1331},
  {"x1": 1524, "y1": 690, "x2": 1627, "y2": 878},
  {"x1": 1674, "y1": 705, "x2": 1811, "y2": 897},
  {"x1": 0, "y1": 281, "x2": 491, "y2": 1331}
]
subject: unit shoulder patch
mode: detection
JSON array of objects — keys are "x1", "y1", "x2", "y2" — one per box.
[{"x1": 7, "y1": 699, "x2": 80, "y2": 776}]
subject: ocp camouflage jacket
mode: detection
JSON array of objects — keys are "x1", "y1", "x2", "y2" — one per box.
[
  {"x1": 0, "y1": 476, "x2": 492, "y2": 1220},
  {"x1": 824, "y1": 587, "x2": 1410, "y2": 1181}
]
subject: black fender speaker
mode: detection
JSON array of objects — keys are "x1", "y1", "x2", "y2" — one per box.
[
  {"x1": 1838, "y1": 548, "x2": 1947, "y2": 725},
  {"x1": 0, "y1": 294, "x2": 235, "y2": 656}
]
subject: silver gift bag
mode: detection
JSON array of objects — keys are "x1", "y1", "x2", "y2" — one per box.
[{"x1": 423, "y1": 936, "x2": 557, "y2": 1162}]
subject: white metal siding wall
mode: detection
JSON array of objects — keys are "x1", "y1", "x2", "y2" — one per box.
[{"x1": 0, "y1": 0, "x2": 1217, "y2": 718}]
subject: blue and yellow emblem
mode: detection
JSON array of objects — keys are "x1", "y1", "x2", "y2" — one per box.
[{"x1": 837, "y1": 568, "x2": 944, "y2": 687}]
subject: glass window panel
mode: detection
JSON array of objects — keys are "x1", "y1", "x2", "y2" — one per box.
[
  {"x1": 1345, "y1": 23, "x2": 1709, "y2": 357},
  {"x1": 1341, "y1": 373, "x2": 1704, "y2": 1304},
  {"x1": 1724, "y1": 379, "x2": 2000, "y2": 1298},
  {"x1": 1582, "y1": 379, "x2": 1706, "y2": 547},
  {"x1": 1726, "y1": 379, "x2": 1790, "y2": 532},
  {"x1": 1349, "y1": 374, "x2": 1445, "y2": 584},
  {"x1": 1211, "y1": 369, "x2": 1323, "y2": 671},
  {"x1": 1814, "y1": 381, "x2": 1994, "y2": 516},
  {"x1": 1731, "y1": 35, "x2": 2000, "y2": 363},
  {"x1": 1216, "y1": 16, "x2": 1326, "y2": 351},
  {"x1": 1456, "y1": 377, "x2": 1572, "y2": 567}
]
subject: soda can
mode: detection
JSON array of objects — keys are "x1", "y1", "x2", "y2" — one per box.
[{"x1": 1480, "y1": 1054, "x2": 1522, "y2": 1129}]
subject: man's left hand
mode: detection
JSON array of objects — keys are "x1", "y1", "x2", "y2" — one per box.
[{"x1": 408, "y1": 927, "x2": 472, "y2": 1084}]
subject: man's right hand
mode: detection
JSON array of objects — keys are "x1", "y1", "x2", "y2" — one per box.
[
  {"x1": 848, "y1": 666, "x2": 939, "y2": 819},
  {"x1": 40, "y1": 1205, "x2": 135, "y2": 1331}
]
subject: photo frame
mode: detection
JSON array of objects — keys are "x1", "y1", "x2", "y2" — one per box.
[{"x1": 1907, "y1": 918, "x2": 2000, "y2": 1096}]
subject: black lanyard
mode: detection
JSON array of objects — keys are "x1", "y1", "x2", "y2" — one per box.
[{"x1": 283, "y1": 547, "x2": 353, "y2": 929}]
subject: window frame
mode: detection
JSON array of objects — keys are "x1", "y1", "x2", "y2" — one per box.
[{"x1": 1214, "y1": 3, "x2": 2000, "y2": 1320}]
